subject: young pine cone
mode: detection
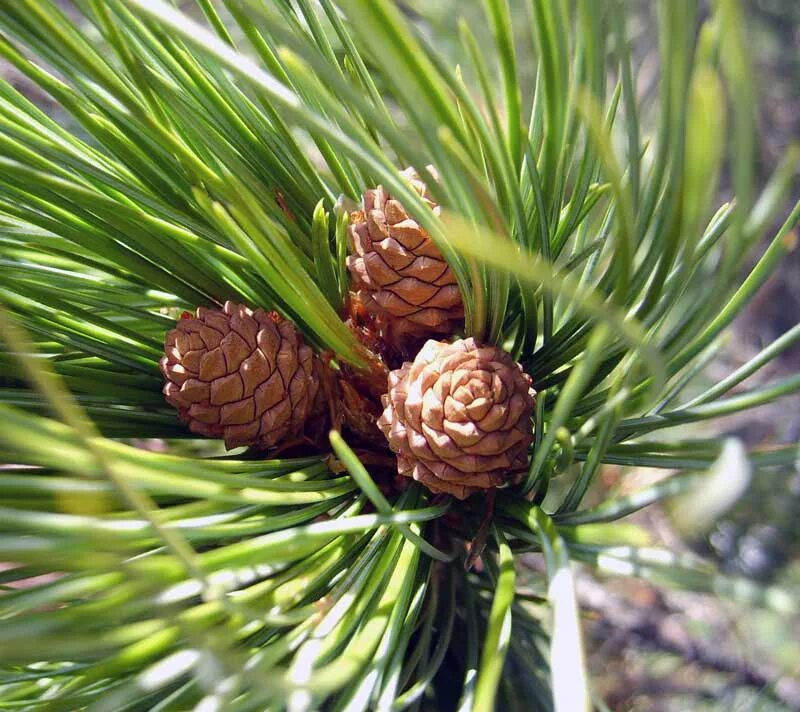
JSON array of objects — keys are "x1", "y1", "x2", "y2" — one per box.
[
  {"x1": 377, "y1": 338, "x2": 536, "y2": 499},
  {"x1": 160, "y1": 301, "x2": 318, "y2": 450},
  {"x1": 347, "y1": 167, "x2": 464, "y2": 344}
]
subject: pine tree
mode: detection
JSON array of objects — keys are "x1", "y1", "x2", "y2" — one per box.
[{"x1": 0, "y1": 1, "x2": 798, "y2": 710}]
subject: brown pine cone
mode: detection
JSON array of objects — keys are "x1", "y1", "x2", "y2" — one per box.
[
  {"x1": 346, "y1": 166, "x2": 464, "y2": 345},
  {"x1": 160, "y1": 301, "x2": 318, "y2": 449},
  {"x1": 336, "y1": 358, "x2": 391, "y2": 445},
  {"x1": 377, "y1": 337, "x2": 536, "y2": 499}
]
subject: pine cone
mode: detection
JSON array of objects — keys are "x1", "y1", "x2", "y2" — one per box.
[
  {"x1": 347, "y1": 167, "x2": 464, "y2": 344},
  {"x1": 377, "y1": 338, "x2": 536, "y2": 499},
  {"x1": 160, "y1": 301, "x2": 319, "y2": 449}
]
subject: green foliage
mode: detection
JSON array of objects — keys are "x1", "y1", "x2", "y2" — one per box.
[{"x1": 0, "y1": 0, "x2": 797, "y2": 709}]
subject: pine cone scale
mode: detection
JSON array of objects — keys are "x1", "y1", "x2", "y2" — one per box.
[
  {"x1": 188, "y1": 403, "x2": 217, "y2": 425},
  {"x1": 374, "y1": 238, "x2": 414, "y2": 269},
  {"x1": 362, "y1": 252, "x2": 399, "y2": 286}
]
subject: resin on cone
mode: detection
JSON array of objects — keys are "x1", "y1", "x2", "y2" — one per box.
[
  {"x1": 378, "y1": 337, "x2": 536, "y2": 499},
  {"x1": 347, "y1": 166, "x2": 464, "y2": 343},
  {"x1": 160, "y1": 301, "x2": 318, "y2": 449}
]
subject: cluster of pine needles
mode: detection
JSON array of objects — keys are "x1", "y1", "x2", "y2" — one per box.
[{"x1": 0, "y1": 1, "x2": 798, "y2": 710}]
